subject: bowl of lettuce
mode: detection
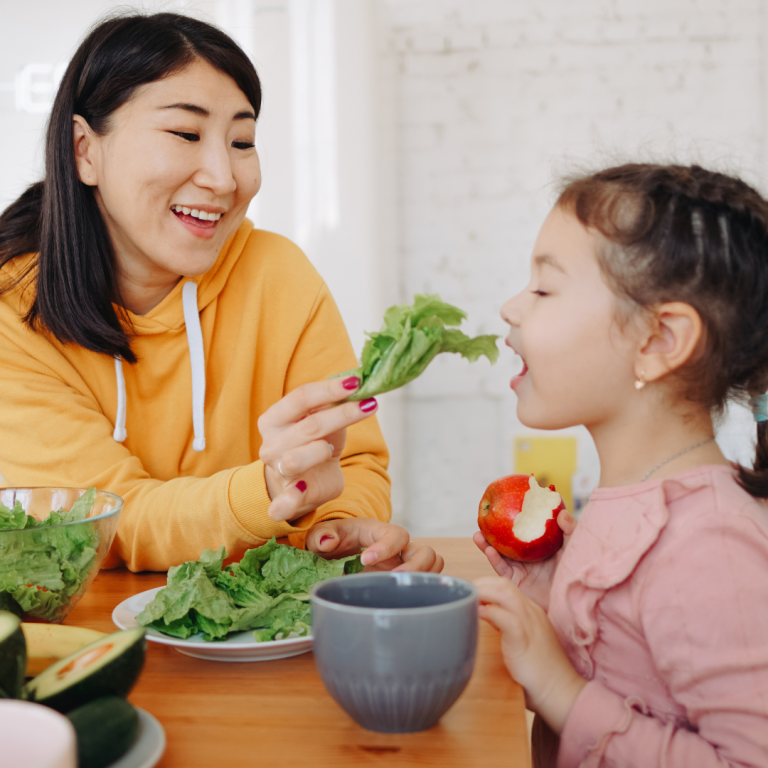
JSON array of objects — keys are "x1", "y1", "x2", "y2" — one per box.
[{"x1": 0, "y1": 487, "x2": 122, "y2": 623}]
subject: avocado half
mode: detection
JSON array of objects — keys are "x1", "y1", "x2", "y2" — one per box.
[{"x1": 25, "y1": 627, "x2": 146, "y2": 713}]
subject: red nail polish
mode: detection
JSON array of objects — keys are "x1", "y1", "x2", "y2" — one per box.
[
  {"x1": 319, "y1": 534, "x2": 333, "y2": 545},
  {"x1": 359, "y1": 398, "x2": 377, "y2": 413},
  {"x1": 342, "y1": 376, "x2": 360, "y2": 390},
  {"x1": 296, "y1": 480, "x2": 307, "y2": 493}
]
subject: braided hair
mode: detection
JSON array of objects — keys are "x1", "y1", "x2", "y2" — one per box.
[{"x1": 557, "y1": 163, "x2": 768, "y2": 497}]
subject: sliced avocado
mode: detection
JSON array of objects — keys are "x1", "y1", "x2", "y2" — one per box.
[
  {"x1": 25, "y1": 627, "x2": 146, "y2": 713},
  {"x1": 0, "y1": 611, "x2": 26, "y2": 699},
  {"x1": 0, "y1": 593, "x2": 24, "y2": 620},
  {"x1": 67, "y1": 696, "x2": 140, "y2": 768}
]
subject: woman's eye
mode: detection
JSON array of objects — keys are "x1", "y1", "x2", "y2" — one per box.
[
  {"x1": 531, "y1": 290, "x2": 549, "y2": 297},
  {"x1": 232, "y1": 141, "x2": 255, "y2": 150},
  {"x1": 169, "y1": 131, "x2": 199, "y2": 142}
]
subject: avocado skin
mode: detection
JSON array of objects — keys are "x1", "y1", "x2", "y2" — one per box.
[
  {"x1": 67, "y1": 696, "x2": 140, "y2": 768},
  {"x1": 27, "y1": 630, "x2": 146, "y2": 713},
  {"x1": 0, "y1": 611, "x2": 27, "y2": 699},
  {"x1": 0, "y1": 594, "x2": 24, "y2": 620}
]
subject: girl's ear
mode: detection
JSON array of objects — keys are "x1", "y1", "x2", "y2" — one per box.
[
  {"x1": 72, "y1": 115, "x2": 98, "y2": 186},
  {"x1": 635, "y1": 302, "x2": 703, "y2": 383}
]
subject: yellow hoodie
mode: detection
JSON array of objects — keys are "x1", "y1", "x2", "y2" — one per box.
[{"x1": 0, "y1": 221, "x2": 391, "y2": 570}]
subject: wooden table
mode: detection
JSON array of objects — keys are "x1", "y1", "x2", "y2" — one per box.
[{"x1": 67, "y1": 538, "x2": 531, "y2": 767}]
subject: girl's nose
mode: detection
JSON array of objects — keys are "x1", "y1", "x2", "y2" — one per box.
[{"x1": 500, "y1": 293, "x2": 522, "y2": 327}]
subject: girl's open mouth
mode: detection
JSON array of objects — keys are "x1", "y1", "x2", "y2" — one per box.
[
  {"x1": 171, "y1": 205, "x2": 223, "y2": 238},
  {"x1": 510, "y1": 357, "x2": 528, "y2": 390}
]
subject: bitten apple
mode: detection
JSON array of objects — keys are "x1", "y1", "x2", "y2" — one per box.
[{"x1": 478, "y1": 474, "x2": 566, "y2": 561}]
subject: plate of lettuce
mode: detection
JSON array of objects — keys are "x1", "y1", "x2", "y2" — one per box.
[{"x1": 112, "y1": 538, "x2": 363, "y2": 661}]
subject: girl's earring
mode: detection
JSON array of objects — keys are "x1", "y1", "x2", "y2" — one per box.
[{"x1": 634, "y1": 372, "x2": 646, "y2": 390}]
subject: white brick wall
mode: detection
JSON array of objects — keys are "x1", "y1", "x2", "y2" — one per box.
[{"x1": 380, "y1": 0, "x2": 766, "y2": 535}]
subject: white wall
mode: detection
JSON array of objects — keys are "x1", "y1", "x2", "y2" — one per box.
[{"x1": 379, "y1": 0, "x2": 765, "y2": 535}]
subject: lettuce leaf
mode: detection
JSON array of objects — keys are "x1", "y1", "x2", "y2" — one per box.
[
  {"x1": 333, "y1": 293, "x2": 498, "y2": 401},
  {"x1": 137, "y1": 538, "x2": 364, "y2": 642}
]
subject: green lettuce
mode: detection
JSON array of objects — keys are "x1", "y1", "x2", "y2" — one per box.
[
  {"x1": 0, "y1": 488, "x2": 99, "y2": 622},
  {"x1": 137, "y1": 538, "x2": 364, "y2": 642},
  {"x1": 333, "y1": 293, "x2": 499, "y2": 401}
]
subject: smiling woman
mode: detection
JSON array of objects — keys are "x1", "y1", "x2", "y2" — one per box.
[{"x1": 0, "y1": 12, "x2": 443, "y2": 575}]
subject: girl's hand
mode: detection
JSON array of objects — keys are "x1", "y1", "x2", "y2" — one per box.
[
  {"x1": 258, "y1": 376, "x2": 377, "y2": 523},
  {"x1": 473, "y1": 508, "x2": 576, "y2": 609},
  {"x1": 305, "y1": 518, "x2": 445, "y2": 573},
  {"x1": 476, "y1": 577, "x2": 586, "y2": 734}
]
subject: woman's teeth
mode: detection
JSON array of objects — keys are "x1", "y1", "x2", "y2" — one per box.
[{"x1": 171, "y1": 205, "x2": 222, "y2": 221}]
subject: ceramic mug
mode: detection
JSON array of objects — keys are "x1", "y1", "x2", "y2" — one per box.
[
  {"x1": 0, "y1": 700, "x2": 77, "y2": 768},
  {"x1": 311, "y1": 571, "x2": 479, "y2": 733}
]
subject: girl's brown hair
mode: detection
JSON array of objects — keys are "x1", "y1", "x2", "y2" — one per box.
[{"x1": 557, "y1": 163, "x2": 768, "y2": 497}]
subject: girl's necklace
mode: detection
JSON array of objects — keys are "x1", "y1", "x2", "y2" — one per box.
[{"x1": 640, "y1": 438, "x2": 715, "y2": 482}]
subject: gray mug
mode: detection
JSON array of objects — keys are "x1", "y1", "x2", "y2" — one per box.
[{"x1": 310, "y1": 571, "x2": 479, "y2": 733}]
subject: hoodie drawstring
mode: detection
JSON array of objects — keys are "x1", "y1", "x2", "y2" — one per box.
[
  {"x1": 182, "y1": 281, "x2": 207, "y2": 452},
  {"x1": 112, "y1": 281, "x2": 207, "y2": 452},
  {"x1": 113, "y1": 357, "x2": 127, "y2": 442}
]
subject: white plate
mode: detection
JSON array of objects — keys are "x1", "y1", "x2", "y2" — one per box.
[
  {"x1": 112, "y1": 587, "x2": 313, "y2": 661},
  {"x1": 110, "y1": 708, "x2": 165, "y2": 768}
]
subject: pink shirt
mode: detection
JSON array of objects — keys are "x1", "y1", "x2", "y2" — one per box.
[{"x1": 529, "y1": 466, "x2": 768, "y2": 767}]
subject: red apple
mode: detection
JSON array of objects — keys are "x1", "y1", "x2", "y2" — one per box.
[{"x1": 478, "y1": 474, "x2": 566, "y2": 561}]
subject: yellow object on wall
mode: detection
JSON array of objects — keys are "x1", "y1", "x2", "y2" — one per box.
[{"x1": 514, "y1": 436, "x2": 577, "y2": 512}]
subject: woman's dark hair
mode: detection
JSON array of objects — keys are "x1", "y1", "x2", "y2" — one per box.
[
  {"x1": 0, "y1": 12, "x2": 261, "y2": 363},
  {"x1": 557, "y1": 163, "x2": 768, "y2": 497}
]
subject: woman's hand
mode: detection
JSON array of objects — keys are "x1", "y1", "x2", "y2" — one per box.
[
  {"x1": 258, "y1": 376, "x2": 377, "y2": 523},
  {"x1": 305, "y1": 518, "x2": 445, "y2": 573},
  {"x1": 476, "y1": 577, "x2": 586, "y2": 734},
  {"x1": 473, "y1": 508, "x2": 576, "y2": 610}
]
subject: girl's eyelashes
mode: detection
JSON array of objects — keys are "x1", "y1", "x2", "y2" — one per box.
[
  {"x1": 531, "y1": 289, "x2": 549, "y2": 297},
  {"x1": 232, "y1": 141, "x2": 255, "y2": 150}
]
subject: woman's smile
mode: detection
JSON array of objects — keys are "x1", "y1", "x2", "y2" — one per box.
[{"x1": 171, "y1": 205, "x2": 226, "y2": 239}]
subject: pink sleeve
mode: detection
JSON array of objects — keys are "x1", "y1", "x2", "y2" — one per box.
[{"x1": 558, "y1": 516, "x2": 768, "y2": 768}]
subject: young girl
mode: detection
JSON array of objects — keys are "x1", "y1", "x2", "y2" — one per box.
[{"x1": 474, "y1": 164, "x2": 768, "y2": 767}]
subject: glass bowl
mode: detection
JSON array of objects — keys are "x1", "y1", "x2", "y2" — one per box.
[{"x1": 0, "y1": 487, "x2": 123, "y2": 623}]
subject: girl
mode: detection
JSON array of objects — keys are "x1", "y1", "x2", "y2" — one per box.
[
  {"x1": 475, "y1": 164, "x2": 768, "y2": 766},
  {"x1": 0, "y1": 12, "x2": 443, "y2": 574}
]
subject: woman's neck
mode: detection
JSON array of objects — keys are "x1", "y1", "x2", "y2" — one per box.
[
  {"x1": 117, "y1": 274, "x2": 181, "y2": 315},
  {"x1": 588, "y1": 399, "x2": 730, "y2": 487}
]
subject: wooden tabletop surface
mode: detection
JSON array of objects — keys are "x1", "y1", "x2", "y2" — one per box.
[{"x1": 66, "y1": 537, "x2": 531, "y2": 767}]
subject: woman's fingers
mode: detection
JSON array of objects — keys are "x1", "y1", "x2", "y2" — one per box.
[
  {"x1": 260, "y1": 397, "x2": 377, "y2": 466},
  {"x1": 267, "y1": 463, "x2": 345, "y2": 522},
  {"x1": 258, "y1": 376, "x2": 362, "y2": 432},
  {"x1": 274, "y1": 439, "x2": 335, "y2": 479},
  {"x1": 267, "y1": 479, "x2": 311, "y2": 522},
  {"x1": 359, "y1": 523, "x2": 410, "y2": 566},
  {"x1": 394, "y1": 544, "x2": 445, "y2": 573}
]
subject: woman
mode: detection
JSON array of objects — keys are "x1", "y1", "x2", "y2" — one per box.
[{"x1": 0, "y1": 12, "x2": 442, "y2": 573}]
